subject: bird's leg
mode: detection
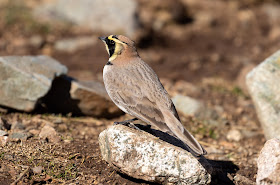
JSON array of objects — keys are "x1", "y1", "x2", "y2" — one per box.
[{"x1": 114, "y1": 118, "x2": 140, "y2": 130}]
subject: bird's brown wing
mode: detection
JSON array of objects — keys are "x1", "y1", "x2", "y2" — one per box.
[{"x1": 112, "y1": 88, "x2": 171, "y2": 132}]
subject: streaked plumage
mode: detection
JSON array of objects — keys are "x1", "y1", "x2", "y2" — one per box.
[{"x1": 99, "y1": 35, "x2": 206, "y2": 156}]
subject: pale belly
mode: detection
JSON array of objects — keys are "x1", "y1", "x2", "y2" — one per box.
[{"x1": 103, "y1": 65, "x2": 128, "y2": 114}]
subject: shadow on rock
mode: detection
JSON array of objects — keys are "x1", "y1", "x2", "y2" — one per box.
[
  {"x1": 134, "y1": 124, "x2": 239, "y2": 185},
  {"x1": 36, "y1": 76, "x2": 124, "y2": 118},
  {"x1": 36, "y1": 76, "x2": 82, "y2": 115}
]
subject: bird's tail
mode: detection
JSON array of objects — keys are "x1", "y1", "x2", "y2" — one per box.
[{"x1": 162, "y1": 110, "x2": 207, "y2": 156}]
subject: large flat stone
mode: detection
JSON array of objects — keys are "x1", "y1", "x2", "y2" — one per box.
[
  {"x1": 99, "y1": 124, "x2": 211, "y2": 184},
  {"x1": 0, "y1": 56, "x2": 67, "y2": 112},
  {"x1": 246, "y1": 50, "x2": 280, "y2": 139}
]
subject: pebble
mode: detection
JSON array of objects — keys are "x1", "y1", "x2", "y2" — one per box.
[
  {"x1": 226, "y1": 129, "x2": 242, "y2": 142},
  {"x1": 39, "y1": 125, "x2": 60, "y2": 143},
  {"x1": 11, "y1": 121, "x2": 25, "y2": 130},
  {"x1": 9, "y1": 132, "x2": 31, "y2": 141},
  {"x1": 32, "y1": 166, "x2": 44, "y2": 174}
]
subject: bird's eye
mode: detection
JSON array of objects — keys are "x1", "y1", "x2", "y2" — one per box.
[{"x1": 110, "y1": 40, "x2": 115, "y2": 44}]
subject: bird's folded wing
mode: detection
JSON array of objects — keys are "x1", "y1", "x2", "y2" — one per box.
[{"x1": 113, "y1": 90, "x2": 171, "y2": 132}]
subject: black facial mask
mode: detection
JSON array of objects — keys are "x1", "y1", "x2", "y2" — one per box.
[{"x1": 105, "y1": 37, "x2": 115, "y2": 57}]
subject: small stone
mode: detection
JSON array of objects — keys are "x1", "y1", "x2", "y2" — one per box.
[
  {"x1": 32, "y1": 166, "x2": 43, "y2": 174},
  {"x1": 9, "y1": 132, "x2": 30, "y2": 141},
  {"x1": 99, "y1": 125, "x2": 211, "y2": 184},
  {"x1": 0, "y1": 136, "x2": 8, "y2": 146},
  {"x1": 257, "y1": 138, "x2": 280, "y2": 185},
  {"x1": 172, "y1": 95, "x2": 203, "y2": 116},
  {"x1": 226, "y1": 129, "x2": 242, "y2": 142},
  {"x1": 11, "y1": 121, "x2": 25, "y2": 130},
  {"x1": 29, "y1": 35, "x2": 44, "y2": 48},
  {"x1": 0, "y1": 130, "x2": 8, "y2": 136},
  {"x1": 28, "y1": 129, "x2": 40, "y2": 136},
  {"x1": 39, "y1": 125, "x2": 60, "y2": 143},
  {"x1": 172, "y1": 94, "x2": 220, "y2": 121}
]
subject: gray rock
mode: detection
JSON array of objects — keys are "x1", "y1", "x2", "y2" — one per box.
[
  {"x1": 39, "y1": 125, "x2": 60, "y2": 143},
  {"x1": 33, "y1": 0, "x2": 138, "y2": 37},
  {"x1": 0, "y1": 56, "x2": 67, "y2": 112},
  {"x1": 257, "y1": 138, "x2": 280, "y2": 185},
  {"x1": 99, "y1": 125, "x2": 211, "y2": 185},
  {"x1": 9, "y1": 132, "x2": 31, "y2": 141},
  {"x1": 246, "y1": 50, "x2": 280, "y2": 139},
  {"x1": 0, "y1": 130, "x2": 8, "y2": 136},
  {"x1": 54, "y1": 36, "x2": 97, "y2": 53}
]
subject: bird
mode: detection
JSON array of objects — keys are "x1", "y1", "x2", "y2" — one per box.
[{"x1": 99, "y1": 35, "x2": 207, "y2": 156}]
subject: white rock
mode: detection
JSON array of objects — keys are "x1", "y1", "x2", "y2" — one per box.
[
  {"x1": 246, "y1": 50, "x2": 280, "y2": 139},
  {"x1": 257, "y1": 138, "x2": 280, "y2": 185},
  {"x1": 99, "y1": 125, "x2": 211, "y2": 184}
]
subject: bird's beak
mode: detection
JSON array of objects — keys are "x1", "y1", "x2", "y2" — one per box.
[{"x1": 98, "y1": 36, "x2": 106, "y2": 42}]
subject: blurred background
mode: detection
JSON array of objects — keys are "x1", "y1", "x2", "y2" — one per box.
[
  {"x1": 1, "y1": 0, "x2": 280, "y2": 184},
  {"x1": 0, "y1": 0, "x2": 280, "y2": 85}
]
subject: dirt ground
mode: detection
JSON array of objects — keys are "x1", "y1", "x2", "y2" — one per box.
[{"x1": 1, "y1": 0, "x2": 280, "y2": 184}]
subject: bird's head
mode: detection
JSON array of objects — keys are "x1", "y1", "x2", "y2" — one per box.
[{"x1": 99, "y1": 35, "x2": 137, "y2": 62}]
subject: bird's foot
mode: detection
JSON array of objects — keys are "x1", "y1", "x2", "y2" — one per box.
[{"x1": 114, "y1": 118, "x2": 140, "y2": 130}]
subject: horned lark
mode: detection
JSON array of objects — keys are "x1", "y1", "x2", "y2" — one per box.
[{"x1": 99, "y1": 35, "x2": 206, "y2": 156}]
